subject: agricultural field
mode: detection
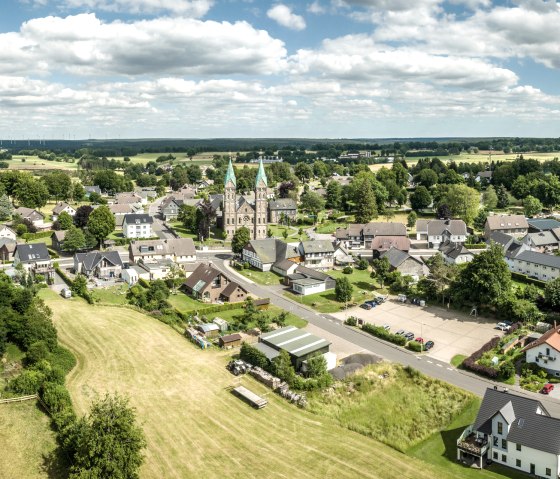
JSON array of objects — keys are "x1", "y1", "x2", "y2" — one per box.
[
  {"x1": 8, "y1": 154, "x2": 79, "y2": 171},
  {"x1": 45, "y1": 294, "x2": 463, "y2": 479}
]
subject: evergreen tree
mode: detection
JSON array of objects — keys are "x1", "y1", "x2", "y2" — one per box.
[
  {"x1": 0, "y1": 194, "x2": 13, "y2": 221},
  {"x1": 325, "y1": 180, "x2": 342, "y2": 209},
  {"x1": 354, "y1": 181, "x2": 377, "y2": 223},
  {"x1": 410, "y1": 186, "x2": 432, "y2": 211}
]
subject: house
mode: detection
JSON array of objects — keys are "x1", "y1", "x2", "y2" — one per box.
[
  {"x1": 268, "y1": 198, "x2": 297, "y2": 224},
  {"x1": 285, "y1": 265, "x2": 335, "y2": 296},
  {"x1": 197, "y1": 323, "x2": 220, "y2": 339},
  {"x1": 15, "y1": 207, "x2": 45, "y2": 228},
  {"x1": 299, "y1": 240, "x2": 335, "y2": 270},
  {"x1": 51, "y1": 230, "x2": 67, "y2": 252},
  {"x1": 484, "y1": 215, "x2": 529, "y2": 239},
  {"x1": 182, "y1": 263, "x2": 248, "y2": 303},
  {"x1": 257, "y1": 326, "x2": 331, "y2": 371},
  {"x1": 271, "y1": 258, "x2": 299, "y2": 277},
  {"x1": 487, "y1": 231, "x2": 529, "y2": 269},
  {"x1": 456, "y1": 387, "x2": 560, "y2": 476},
  {"x1": 333, "y1": 245, "x2": 355, "y2": 266},
  {"x1": 74, "y1": 251, "x2": 123, "y2": 279},
  {"x1": 160, "y1": 197, "x2": 181, "y2": 221},
  {"x1": 0, "y1": 238, "x2": 17, "y2": 262},
  {"x1": 242, "y1": 238, "x2": 299, "y2": 272},
  {"x1": 416, "y1": 219, "x2": 468, "y2": 248},
  {"x1": 128, "y1": 238, "x2": 196, "y2": 267},
  {"x1": 84, "y1": 185, "x2": 102, "y2": 197},
  {"x1": 527, "y1": 218, "x2": 560, "y2": 233},
  {"x1": 475, "y1": 170, "x2": 493, "y2": 183},
  {"x1": 510, "y1": 250, "x2": 560, "y2": 281},
  {"x1": 523, "y1": 327, "x2": 560, "y2": 377},
  {"x1": 371, "y1": 236, "x2": 411, "y2": 254},
  {"x1": 439, "y1": 242, "x2": 474, "y2": 265},
  {"x1": 52, "y1": 202, "x2": 76, "y2": 221},
  {"x1": 0, "y1": 225, "x2": 16, "y2": 241},
  {"x1": 522, "y1": 231, "x2": 560, "y2": 253},
  {"x1": 13, "y1": 243, "x2": 54, "y2": 279},
  {"x1": 122, "y1": 265, "x2": 150, "y2": 285},
  {"x1": 380, "y1": 248, "x2": 428, "y2": 281},
  {"x1": 115, "y1": 192, "x2": 144, "y2": 206},
  {"x1": 136, "y1": 258, "x2": 174, "y2": 280},
  {"x1": 219, "y1": 333, "x2": 242, "y2": 349},
  {"x1": 335, "y1": 222, "x2": 407, "y2": 249},
  {"x1": 123, "y1": 214, "x2": 154, "y2": 239}
]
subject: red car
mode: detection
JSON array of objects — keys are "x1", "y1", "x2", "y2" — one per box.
[
  {"x1": 415, "y1": 337, "x2": 424, "y2": 343},
  {"x1": 541, "y1": 383, "x2": 555, "y2": 395}
]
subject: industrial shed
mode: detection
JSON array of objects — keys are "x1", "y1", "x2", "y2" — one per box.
[{"x1": 259, "y1": 326, "x2": 331, "y2": 371}]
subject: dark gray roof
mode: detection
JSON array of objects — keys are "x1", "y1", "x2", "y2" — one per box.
[
  {"x1": 477, "y1": 170, "x2": 493, "y2": 178},
  {"x1": 269, "y1": 198, "x2": 297, "y2": 210},
  {"x1": 244, "y1": 238, "x2": 299, "y2": 265},
  {"x1": 380, "y1": 247, "x2": 421, "y2": 268},
  {"x1": 300, "y1": 240, "x2": 334, "y2": 254},
  {"x1": 525, "y1": 231, "x2": 559, "y2": 247},
  {"x1": 363, "y1": 222, "x2": 407, "y2": 237},
  {"x1": 527, "y1": 218, "x2": 560, "y2": 232},
  {"x1": 488, "y1": 232, "x2": 525, "y2": 259},
  {"x1": 488, "y1": 231, "x2": 514, "y2": 248},
  {"x1": 426, "y1": 219, "x2": 467, "y2": 236},
  {"x1": 85, "y1": 185, "x2": 102, "y2": 195},
  {"x1": 75, "y1": 250, "x2": 123, "y2": 272},
  {"x1": 439, "y1": 242, "x2": 473, "y2": 260},
  {"x1": 474, "y1": 388, "x2": 560, "y2": 455},
  {"x1": 15, "y1": 243, "x2": 50, "y2": 262},
  {"x1": 123, "y1": 214, "x2": 153, "y2": 225},
  {"x1": 515, "y1": 250, "x2": 560, "y2": 269}
]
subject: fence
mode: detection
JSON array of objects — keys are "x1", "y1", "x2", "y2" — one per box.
[{"x1": 0, "y1": 394, "x2": 38, "y2": 404}]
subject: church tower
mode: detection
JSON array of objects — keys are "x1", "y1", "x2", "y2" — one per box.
[
  {"x1": 223, "y1": 158, "x2": 236, "y2": 239},
  {"x1": 254, "y1": 159, "x2": 268, "y2": 239}
]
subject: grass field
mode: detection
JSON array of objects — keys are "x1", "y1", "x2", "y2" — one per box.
[
  {"x1": 45, "y1": 295, "x2": 466, "y2": 479},
  {"x1": 235, "y1": 267, "x2": 284, "y2": 286},
  {"x1": 0, "y1": 401, "x2": 65, "y2": 479},
  {"x1": 90, "y1": 284, "x2": 130, "y2": 305}
]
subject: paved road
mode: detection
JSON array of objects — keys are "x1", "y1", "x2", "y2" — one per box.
[
  {"x1": 199, "y1": 252, "x2": 560, "y2": 417},
  {"x1": 148, "y1": 196, "x2": 175, "y2": 239}
]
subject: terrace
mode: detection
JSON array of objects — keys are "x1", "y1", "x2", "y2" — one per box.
[{"x1": 456, "y1": 425, "x2": 489, "y2": 468}]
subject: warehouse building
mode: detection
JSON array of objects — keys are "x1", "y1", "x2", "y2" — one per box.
[{"x1": 255, "y1": 326, "x2": 332, "y2": 371}]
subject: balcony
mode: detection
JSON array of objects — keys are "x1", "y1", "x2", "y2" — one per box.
[{"x1": 457, "y1": 426, "x2": 488, "y2": 457}]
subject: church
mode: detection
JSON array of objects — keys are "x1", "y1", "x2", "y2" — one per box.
[{"x1": 222, "y1": 159, "x2": 268, "y2": 240}]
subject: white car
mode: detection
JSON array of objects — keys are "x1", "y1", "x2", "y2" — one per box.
[{"x1": 496, "y1": 322, "x2": 511, "y2": 331}]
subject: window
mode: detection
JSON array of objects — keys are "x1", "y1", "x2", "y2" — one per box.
[
  {"x1": 516, "y1": 459, "x2": 521, "y2": 467},
  {"x1": 547, "y1": 347, "x2": 550, "y2": 356},
  {"x1": 516, "y1": 443, "x2": 521, "y2": 451},
  {"x1": 501, "y1": 439, "x2": 507, "y2": 450},
  {"x1": 502, "y1": 455, "x2": 507, "y2": 462},
  {"x1": 493, "y1": 452, "x2": 498, "y2": 460},
  {"x1": 546, "y1": 468, "x2": 551, "y2": 476},
  {"x1": 497, "y1": 422, "x2": 503, "y2": 434}
]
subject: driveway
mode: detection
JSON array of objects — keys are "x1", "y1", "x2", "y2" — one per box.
[{"x1": 331, "y1": 300, "x2": 503, "y2": 363}]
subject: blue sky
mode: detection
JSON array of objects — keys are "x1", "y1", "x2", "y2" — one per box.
[{"x1": 1, "y1": 0, "x2": 560, "y2": 139}]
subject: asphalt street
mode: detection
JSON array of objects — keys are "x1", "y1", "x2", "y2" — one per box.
[{"x1": 201, "y1": 252, "x2": 560, "y2": 417}]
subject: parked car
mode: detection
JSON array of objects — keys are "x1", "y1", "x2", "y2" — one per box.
[
  {"x1": 382, "y1": 324, "x2": 390, "y2": 331},
  {"x1": 415, "y1": 337, "x2": 424, "y2": 343},
  {"x1": 396, "y1": 329, "x2": 405, "y2": 336},
  {"x1": 503, "y1": 320, "x2": 513, "y2": 326},
  {"x1": 424, "y1": 341, "x2": 434, "y2": 351},
  {"x1": 541, "y1": 383, "x2": 555, "y2": 395},
  {"x1": 496, "y1": 322, "x2": 511, "y2": 331},
  {"x1": 397, "y1": 294, "x2": 407, "y2": 303},
  {"x1": 404, "y1": 332, "x2": 415, "y2": 340},
  {"x1": 365, "y1": 300, "x2": 378, "y2": 308},
  {"x1": 360, "y1": 303, "x2": 373, "y2": 310}
]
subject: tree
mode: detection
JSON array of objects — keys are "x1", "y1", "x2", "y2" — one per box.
[
  {"x1": 42, "y1": 172, "x2": 72, "y2": 200},
  {"x1": 282, "y1": 229, "x2": 288, "y2": 240},
  {"x1": 86, "y1": 205, "x2": 115, "y2": 245},
  {"x1": 177, "y1": 204, "x2": 197, "y2": 232},
  {"x1": 325, "y1": 180, "x2": 342, "y2": 209},
  {"x1": 495, "y1": 184, "x2": 510, "y2": 209},
  {"x1": 422, "y1": 253, "x2": 458, "y2": 304},
  {"x1": 545, "y1": 278, "x2": 560, "y2": 308},
  {"x1": 196, "y1": 200, "x2": 215, "y2": 241},
  {"x1": 231, "y1": 227, "x2": 251, "y2": 255},
  {"x1": 186, "y1": 165, "x2": 202, "y2": 184},
  {"x1": 0, "y1": 194, "x2": 13, "y2": 221},
  {"x1": 14, "y1": 176, "x2": 49, "y2": 209},
  {"x1": 306, "y1": 354, "x2": 328, "y2": 378},
  {"x1": 410, "y1": 186, "x2": 432, "y2": 211},
  {"x1": 165, "y1": 264, "x2": 185, "y2": 293},
  {"x1": 73, "y1": 205, "x2": 93, "y2": 228},
  {"x1": 414, "y1": 169, "x2": 438, "y2": 188},
  {"x1": 334, "y1": 277, "x2": 353, "y2": 303},
  {"x1": 63, "y1": 226, "x2": 86, "y2": 252},
  {"x1": 407, "y1": 211, "x2": 417, "y2": 228},
  {"x1": 71, "y1": 274, "x2": 88, "y2": 297},
  {"x1": 67, "y1": 394, "x2": 146, "y2": 479},
  {"x1": 299, "y1": 191, "x2": 325, "y2": 223},
  {"x1": 437, "y1": 203, "x2": 452, "y2": 220},
  {"x1": 56, "y1": 211, "x2": 74, "y2": 230},
  {"x1": 371, "y1": 257, "x2": 391, "y2": 288},
  {"x1": 294, "y1": 162, "x2": 313, "y2": 182},
  {"x1": 523, "y1": 195, "x2": 543, "y2": 217},
  {"x1": 473, "y1": 209, "x2": 488, "y2": 231},
  {"x1": 440, "y1": 184, "x2": 480, "y2": 224},
  {"x1": 73, "y1": 182, "x2": 85, "y2": 202},
  {"x1": 272, "y1": 350, "x2": 296, "y2": 383},
  {"x1": 482, "y1": 186, "x2": 498, "y2": 210},
  {"x1": 354, "y1": 181, "x2": 377, "y2": 223}
]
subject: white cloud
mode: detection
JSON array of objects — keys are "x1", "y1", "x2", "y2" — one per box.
[
  {"x1": 308, "y1": 1, "x2": 326, "y2": 14},
  {"x1": 0, "y1": 13, "x2": 287, "y2": 77},
  {"x1": 22, "y1": 0, "x2": 213, "y2": 15},
  {"x1": 267, "y1": 4, "x2": 306, "y2": 30}
]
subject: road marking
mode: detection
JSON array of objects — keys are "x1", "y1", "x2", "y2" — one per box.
[
  {"x1": 436, "y1": 363, "x2": 443, "y2": 367},
  {"x1": 416, "y1": 356, "x2": 422, "y2": 360},
  {"x1": 427, "y1": 360, "x2": 433, "y2": 364},
  {"x1": 447, "y1": 368, "x2": 454, "y2": 371}
]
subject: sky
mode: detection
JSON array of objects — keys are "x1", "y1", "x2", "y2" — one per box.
[{"x1": 1, "y1": 0, "x2": 560, "y2": 139}]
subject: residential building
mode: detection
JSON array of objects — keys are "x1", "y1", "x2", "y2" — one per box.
[
  {"x1": 487, "y1": 231, "x2": 529, "y2": 269},
  {"x1": 475, "y1": 170, "x2": 493, "y2": 183},
  {"x1": 136, "y1": 258, "x2": 174, "y2": 280},
  {"x1": 109, "y1": 203, "x2": 143, "y2": 229},
  {"x1": 523, "y1": 327, "x2": 560, "y2": 377},
  {"x1": 371, "y1": 236, "x2": 411, "y2": 254},
  {"x1": 52, "y1": 202, "x2": 76, "y2": 221},
  {"x1": 335, "y1": 222, "x2": 407, "y2": 249},
  {"x1": 439, "y1": 243, "x2": 474, "y2": 265},
  {"x1": 15, "y1": 207, "x2": 45, "y2": 228},
  {"x1": 182, "y1": 263, "x2": 248, "y2": 303},
  {"x1": 510, "y1": 250, "x2": 560, "y2": 281},
  {"x1": 380, "y1": 248, "x2": 428, "y2": 281},
  {"x1": 333, "y1": 245, "x2": 355, "y2": 266},
  {"x1": 0, "y1": 238, "x2": 17, "y2": 262},
  {"x1": 299, "y1": 240, "x2": 335, "y2": 270},
  {"x1": 122, "y1": 265, "x2": 150, "y2": 285},
  {"x1": 285, "y1": 265, "x2": 335, "y2": 296},
  {"x1": 416, "y1": 219, "x2": 468, "y2": 248},
  {"x1": 271, "y1": 258, "x2": 299, "y2": 277},
  {"x1": 242, "y1": 238, "x2": 299, "y2": 272},
  {"x1": 523, "y1": 231, "x2": 560, "y2": 253},
  {"x1": 268, "y1": 198, "x2": 297, "y2": 224},
  {"x1": 457, "y1": 387, "x2": 560, "y2": 476},
  {"x1": 51, "y1": 230, "x2": 67, "y2": 252},
  {"x1": 128, "y1": 238, "x2": 196, "y2": 267},
  {"x1": 123, "y1": 214, "x2": 154, "y2": 239},
  {"x1": 222, "y1": 159, "x2": 268, "y2": 240},
  {"x1": 484, "y1": 215, "x2": 529, "y2": 239},
  {"x1": 74, "y1": 250, "x2": 123, "y2": 279},
  {"x1": 0, "y1": 225, "x2": 16, "y2": 241},
  {"x1": 13, "y1": 243, "x2": 54, "y2": 279},
  {"x1": 115, "y1": 192, "x2": 145, "y2": 206},
  {"x1": 527, "y1": 218, "x2": 560, "y2": 233},
  {"x1": 84, "y1": 185, "x2": 102, "y2": 197}
]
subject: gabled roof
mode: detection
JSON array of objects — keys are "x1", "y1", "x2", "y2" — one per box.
[
  {"x1": 129, "y1": 238, "x2": 196, "y2": 258},
  {"x1": 123, "y1": 214, "x2": 153, "y2": 225},
  {"x1": 476, "y1": 170, "x2": 493, "y2": 179},
  {"x1": 380, "y1": 247, "x2": 420, "y2": 268},
  {"x1": 363, "y1": 222, "x2": 407, "y2": 237},
  {"x1": 51, "y1": 230, "x2": 67, "y2": 242},
  {"x1": 515, "y1": 250, "x2": 560, "y2": 269},
  {"x1": 439, "y1": 242, "x2": 473, "y2": 259},
  {"x1": 183, "y1": 263, "x2": 222, "y2": 292},
  {"x1": 244, "y1": 238, "x2": 299, "y2": 265},
  {"x1": 115, "y1": 192, "x2": 142, "y2": 204},
  {"x1": 426, "y1": 219, "x2": 467, "y2": 236},
  {"x1": 473, "y1": 388, "x2": 560, "y2": 455},
  {"x1": 269, "y1": 198, "x2": 297, "y2": 210},
  {"x1": 15, "y1": 243, "x2": 50, "y2": 262},
  {"x1": 109, "y1": 203, "x2": 137, "y2": 215},
  {"x1": 523, "y1": 327, "x2": 560, "y2": 354},
  {"x1": 486, "y1": 215, "x2": 529, "y2": 231},
  {"x1": 15, "y1": 207, "x2": 43, "y2": 220},
  {"x1": 415, "y1": 219, "x2": 429, "y2": 233},
  {"x1": 52, "y1": 202, "x2": 73, "y2": 215},
  {"x1": 84, "y1": 185, "x2": 102, "y2": 194},
  {"x1": 371, "y1": 236, "x2": 411, "y2": 251},
  {"x1": 527, "y1": 218, "x2": 560, "y2": 232},
  {"x1": 0, "y1": 225, "x2": 16, "y2": 235},
  {"x1": 75, "y1": 250, "x2": 123, "y2": 272},
  {"x1": 525, "y1": 231, "x2": 559, "y2": 247},
  {"x1": 300, "y1": 240, "x2": 334, "y2": 255},
  {"x1": 220, "y1": 281, "x2": 246, "y2": 298}
]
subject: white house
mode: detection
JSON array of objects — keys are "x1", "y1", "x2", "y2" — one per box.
[
  {"x1": 122, "y1": 265, "x2": 150, "y2": 285},
  {"x1": 13, "y1": 243, "x2": 54, "y2": 279},
  {"x1": 287, "y1": 265, "x2": 335, "y2": 296},
  {"x1": 439, "y1": 243, "x2": 474, "y2": 265},
  {"x1": 0, "y1": 225, "x2": 16, "y2": 241},
  {"x1": 128, "y1": 238, "x2": 196, "y2": 267},
  {"x1": 123, "y1": 214, "x2": 154, "y2": 239},
  {"x1": 242, "y1": 238, "x2": 299, "y2": 272},
  {"x1": 457, "y1": 387, "x2": 560, "y2": 477},
  {"x1": 523, "y1": 327, "x2": 560, "y2": 377},
  {"x1": 416, "y1": 219, "x2": 468, "y2": 248},
  {"x1": 510, "y1": 250, "x2": 560, "y2": 282},
  {"x1": 15, "y1": 207, "x2": 45, "y2": 228},
  {"x1": 298, "y1": 240, "x2": 335, "y2": 270},
  {"x1": 52, "y1": 202, "x2": 76, "y2": 221}
]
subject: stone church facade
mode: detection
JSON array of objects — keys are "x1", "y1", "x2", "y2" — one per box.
[{"x1": 223, "y1": 159, "x2": 268, "y2": 240}]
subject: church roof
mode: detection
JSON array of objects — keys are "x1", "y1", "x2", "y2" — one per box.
[
  {"x1": 256, "y1": 158, "x2": 268, "y2": 188},
  {"x1": 225, "y1": 158, "x2": 236, "y2": 187}
]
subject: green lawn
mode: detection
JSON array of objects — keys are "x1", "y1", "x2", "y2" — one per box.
[
  {"x1": 235, "y1": 267, "x2": 283, "y2": 286},
  {"x1": 451, "y1": 355, "x2": 467, "y2": 368},
  {"x1": 201, "y1": 305, "x2": 307, "y2": 329},
  {"x1": 168, "y1": 292, "x2": 208, "y2": 312},
  {"x1": 408, "y1": 397, "x2": 531, "y2": 479},
  {"x1": 90, "y1": 284, "x2": 130, "y2": 305},
  {"x1": 169, "y1": 221, "x2": 197, "y2": 240}
]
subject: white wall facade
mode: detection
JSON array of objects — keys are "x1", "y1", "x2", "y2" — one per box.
[
  {"x1": 292, "y1": 282, "x2": 326, "y2": 295},
  {"x1": 526, "y1": 343, "x2": 560, "y2": 376},
  {"x1": 124, "y1": 223, "x2": 153, "y2": 239},
  {"x1": 511, "y1": 258, "x2": 560, "y2": 281}
]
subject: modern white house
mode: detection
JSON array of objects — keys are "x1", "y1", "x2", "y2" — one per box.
[
  {"x1": 439, "y1": 243, "x2": 474, "y2": 265},
  {"x1": 128, "y1": 238, "x2": 196, "y2": 267},
  {"x1": 13, "y1": 243, "x2": 54, "y2": 279},
  {"x1": 457, "y1": 387, "x2": 560, "y2": 476},
  {"x1": 123, "y1": 214, "x2": 154, "y2": 239},
  {"x1": 416, "y1": 219, "x2": 468, "y2": 248},
  {"x1": 298, "y1": 240, "x2": 335, "y2": 270},
  {"x1": 286, "y1": 265, "x2": 335, "y2": 296},
  {"x1": 0, "y1": 225, "x2": 16, "y2": 241},
  {"x1": 510, "y1": 250, "x2": 560, "y2": 282},
  {"x1": 52, "y1": 202, "x2": 76, "y2": 221},
  {"x1": 523, "y1": 327, "x2": 560, "y2": 377}
]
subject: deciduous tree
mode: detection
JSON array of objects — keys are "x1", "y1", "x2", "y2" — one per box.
[
  {"x1": 86, "y1": 205, "x2": 115, "y2": 244},
  {"x1": 232, "y1": 226, "x2": 251, "y2": 254}
]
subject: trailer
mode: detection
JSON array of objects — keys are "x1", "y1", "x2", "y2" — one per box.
[{"x1": 231, "y1": 386, "x2": 267, "y2": 409}]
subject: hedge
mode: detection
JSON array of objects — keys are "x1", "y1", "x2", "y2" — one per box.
[
  {"x1": 512, "y1": 272, "x2": 546, "y2": 288},
  {"x1": 138, "y1": 278, "x2": 150, "y2": 289},
  {"x1": 240, "y1": 342, "x2": 270, "y2": 370},
  {"x1": 406, "y1": 341, "x2": 423, "y2": 352},
  {"x1": 55, "y1": 267, "x2": 73, "y2": 287},
  {"x1": 462, "y1": 336, "x2": 500, "y2": 379},
  {"x1": 47, "y1": 248, "x2": 59, "y2": 259},
  {"x1": 464, "y1": 244, "x2": 486, "y2": 250},
  {"x1": 22, "y1": 231, "x2": 52, "y2": 241},
  {"x1": 361, "y1": 323, "x2": 407, "y2": 346}
]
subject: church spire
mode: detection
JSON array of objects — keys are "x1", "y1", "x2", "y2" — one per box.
[
  {"x1": 255, "y1": 158, "x2": 268, "y2": 188},
  {"x1": 224, "y1": 158, "x2": 236, "y2": 187}
]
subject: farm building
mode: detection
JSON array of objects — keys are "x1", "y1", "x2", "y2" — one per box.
[
  {"x1": 213, "y1": 317, "x2": 229, "y2": 332},
  {"x1": 197, "y1": 323, "x2": 220, "y2": 339},
  {"x1": 219, "y1": 333, "x2": 242, "y2": 349},
  {"x1": 257, "y1": 326, "x2": 331, "y2": 371}
]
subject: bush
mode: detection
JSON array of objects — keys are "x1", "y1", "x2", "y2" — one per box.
[
  {"x1": 49, "y1": 346, "x2": 77, "y2": 375},
  {"x1": 462, "y1": 336, "x2": 500, "y2": 379},
  {"x1": 240, "y1": 342, "x2": 270, "y2": 370},
  {"x1": 499, "y1": 360, "x2": 516, "y2": 380},
  {"x1": 21, "y1": 231, "x2": 52, "y2": 241},
  {"x1": 342, "y1": 266, "x2": 353, "y2": 274},
  {"x1": 511, "y1": 272, "x2": 547, "y2": 288},
  {"x1": 356, "y1": 259, "x2": 369, "y2": 270},
  {"x1": 41, "y1": 381, "x2": 73, "y2": 414},
  {"x1": 9, "y1": 369, "x2": 45, "y2": 394},
  {"x1": 362, "y1": 323, "x2": 407, "y2": 346},
  {"x1": 406, "y1": 341, "x2": 423, "y2": 352},
  {"x1": 25, "y1": 340, "x2": 50, "y2": 365},
  {"x1": 464, "y1": 244, "x2": 486, "y2": 250},
  {"x1": 344, "y1": 316, "x2": 358, "y2": 326}
]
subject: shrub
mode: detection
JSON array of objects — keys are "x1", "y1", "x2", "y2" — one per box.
[
  {"x1": 362, "y1": 323, "x2": 407, "y2": 346},
  {"x1": 406, "y1": 341, "x2": 423, "y2": 352},
  {"x1": 240, "y1": 342, "x2": 270, "y2": 370},
  {"x1": 511, "y1": 272, "x2": 547, "y2": 288},
  {"x1": 10, "y1": 369, "x2": 45, "y2": 394},
  {"x1": 25, "y1": 340, "x2": 50, "y2": 365},
  {"x1": 499, "y1": 360, "x2": 516, "y2": 380},
  {"x1": 41, "y1": 381, "x2": 73, "y2": 414},
  {"x1": 49, "y1": 346, "x2": 77, "y2": 375},
  {"x1": 344, "y1": 316, "x2": 358, "y2": 326},
  {"x1": 356, "y1": 259, "x2": 369, "y2": 271},
  {"x1": 342, "y1": 266, "x2": 353, "y2": 274}
]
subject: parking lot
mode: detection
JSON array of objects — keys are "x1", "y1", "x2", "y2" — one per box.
[{"x1": 331, "y1": 299, "x2": 503, "y2": 363}]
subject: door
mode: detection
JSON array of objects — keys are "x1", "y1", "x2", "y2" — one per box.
[{"x1": 530, "y1": 464, "x2": 535, "y2": 474}]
